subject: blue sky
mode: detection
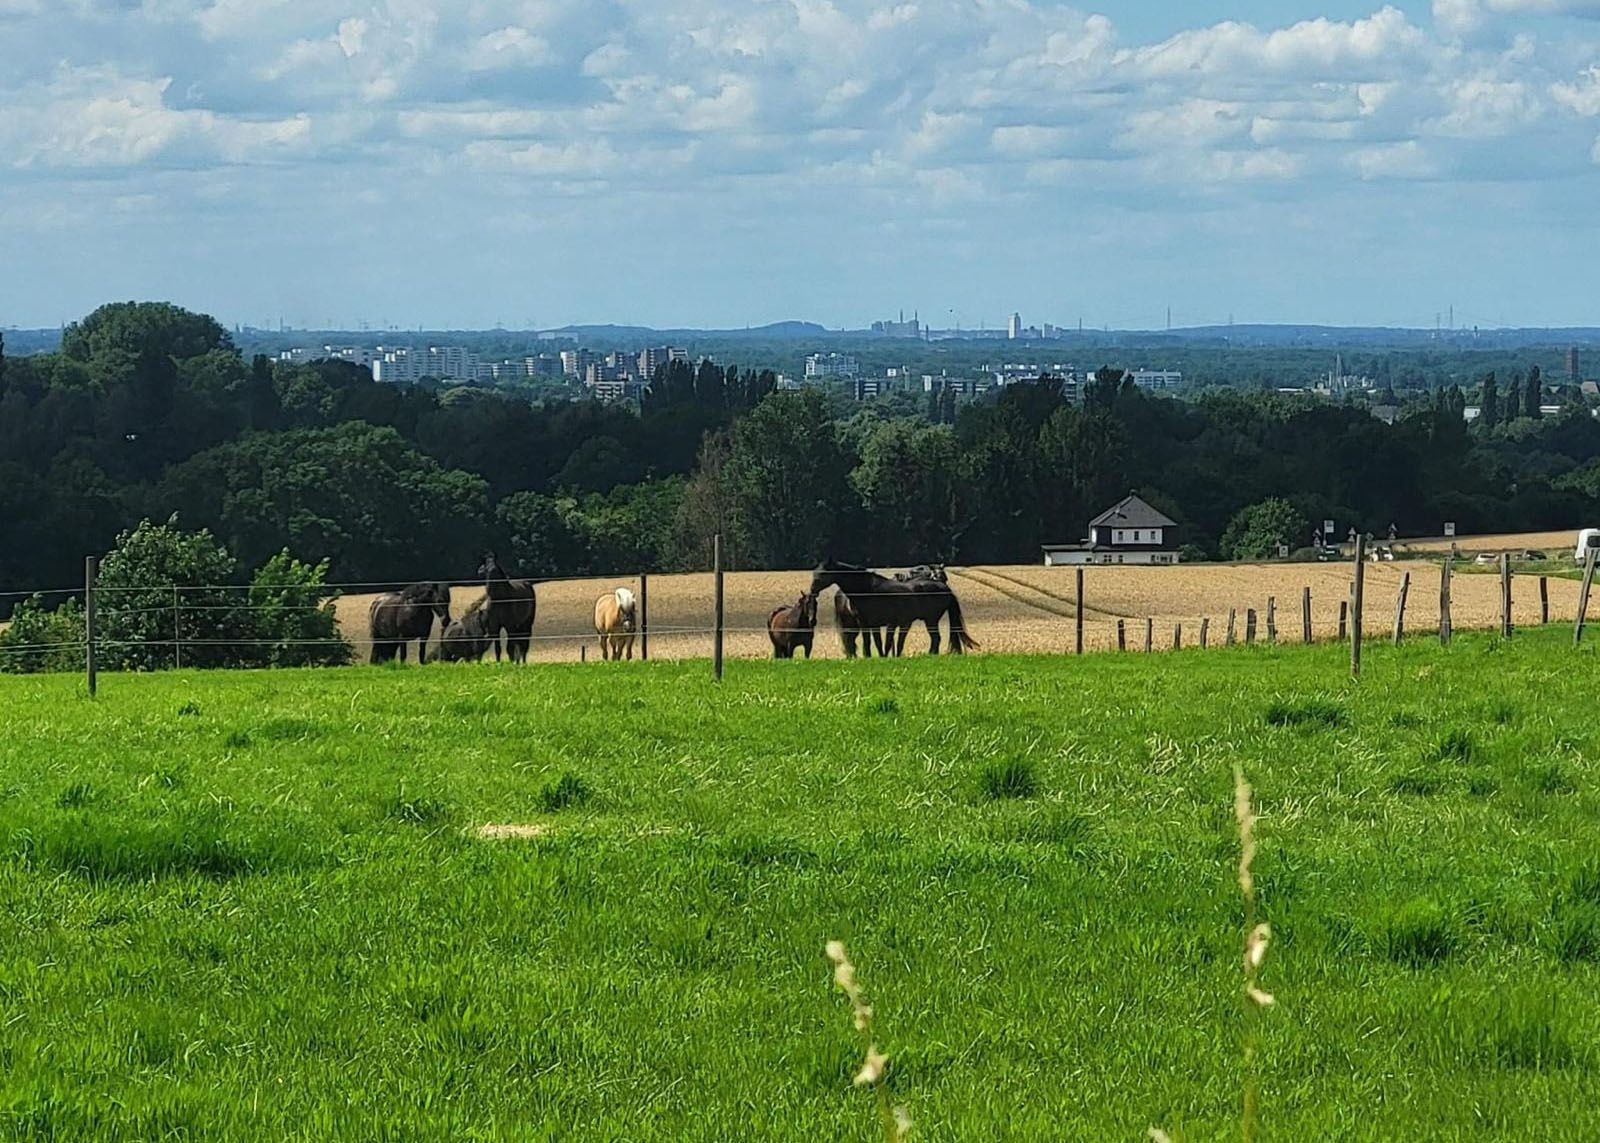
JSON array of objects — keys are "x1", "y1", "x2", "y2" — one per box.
[{"x1": 1, "y1": 1, "x2": 1599, "y2": 332}]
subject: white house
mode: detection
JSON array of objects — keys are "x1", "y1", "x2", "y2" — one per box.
[{"x1": 1043, "y1": 495, "x2": 1181, "y2": 567}]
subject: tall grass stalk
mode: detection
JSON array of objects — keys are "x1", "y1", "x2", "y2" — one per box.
[
  {"x1": 826, "y1": 940, "x2": 911, "y2": 1141},
  {"x1": 1235, "y1": 765, "x2": 1274, "y2": 1143}
]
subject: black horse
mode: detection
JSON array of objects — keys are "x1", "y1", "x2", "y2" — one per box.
[
  {"x1": 811, "y1": 560, "x2": 978, "y2": 656},
  {"x1": 478, "y1": 554, "x2": 537, "y2": 664},
  {"x1": 437, "y1": 606, "x2": 495, "y2": 663},
  {"x1": 370, "y1": 582, "x2": 452, "y2": 664},
  {"x1": 834, "y1": 591, "x2": 887, "y2": 659}
]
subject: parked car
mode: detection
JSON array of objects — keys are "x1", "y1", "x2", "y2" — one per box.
[
  {"x1": 1577, "y1": 529, "x2": 1600, "y2": 563},
  {"x1": 1520, "y1": 549, "x2": 1548, "y2": 561},
  {"x1": 1473, "y1": 552, "x2": 1500, "y2": 565}
]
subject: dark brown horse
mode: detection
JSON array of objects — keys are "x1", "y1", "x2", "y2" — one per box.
[
  {"x1": 768, "y1": 593, "x2": 819, "y2": 659},
  {"x1": 478, "y1": 554, "x2": 537, "y2": 663},
  {"x1": 811, "y1": 560, "x2": 978, "y2": 656},
  {"x1": 437, "y1": 607, "x2": 495, "y2": 663},
  {"x1": 369, "y1": 582, "x2": 451, "y2": 664}
]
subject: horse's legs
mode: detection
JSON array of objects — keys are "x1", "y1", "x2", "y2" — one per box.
[
  {"x1": 926, "y1": 618, "x2": 942, "y2": 656},
  {"x1": 398, "y1": 641, "x2": 408, "y2": 664},
  {"x1": 417, "y1": 638, "x2": 428, "y2": 666},
  {"x1": 625, "y1": 635, "x2": 635, "y2": 661}
]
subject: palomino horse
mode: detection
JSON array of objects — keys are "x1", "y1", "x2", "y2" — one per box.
[
  {"x1": 594, "y1": 587, "x2": 638, "y2": 661},
  {"x1": 768, "y1": 593, "x2": 818, "y2": 659}
]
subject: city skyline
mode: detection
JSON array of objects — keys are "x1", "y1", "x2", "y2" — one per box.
[{"x1": 3, "y1": 2, "x2": 1600, "y2": 331}]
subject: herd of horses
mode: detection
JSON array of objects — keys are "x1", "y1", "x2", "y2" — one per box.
[{"x1": 368, "y1": 556, "x2": 977, "y2": 665}]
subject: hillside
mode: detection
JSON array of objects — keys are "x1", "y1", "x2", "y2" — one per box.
[{"x1": 2, "y1": 633, "x2": 1599, "y2": 1137}]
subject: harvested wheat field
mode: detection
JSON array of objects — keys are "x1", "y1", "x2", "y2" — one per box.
[
  {"x1": 1397, "y1": 530, "x2": 1582, "y2": 556},
  {"x1": 336, "y1": 554, "x2": 1586, "y2": 663}
]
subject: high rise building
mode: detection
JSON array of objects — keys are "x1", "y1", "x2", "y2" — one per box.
[{"x1": 1008, "y1": 313, "x2": 1023, "y2": 340}]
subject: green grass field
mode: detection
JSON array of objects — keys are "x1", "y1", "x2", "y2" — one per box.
[{"x1": 3, "y1": 632, "x2": 1600, "y2": 1139}]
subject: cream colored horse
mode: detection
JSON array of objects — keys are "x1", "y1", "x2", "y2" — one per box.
[{"x1": 593, "y1": 587, "x2": 638, "y2": 661}]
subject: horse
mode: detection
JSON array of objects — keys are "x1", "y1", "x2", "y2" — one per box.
[
  {"x1": 437, "y1": 607, "x2": 495, "y2": 663},
  {"x1": 594, "y1": 587, "x2": 638, "y2": 661},
  {"x1": 895, "y1": 564, "x2": 948, "y2": 584},
  {"x1": 768, "y1": 593, "x2": 818, "y2": 659},
  {"x1": 833, "y1": 591, "x2": 886, "y2": 659},
  {"x1": 810, "y1": 560, "x2": 979, "y2": 656},
  {"x1": 369, "y1": 582, "x2": 451, "y2": 664},
  {"x1": 478, "y1": 554, "x2": 537, "y2": 664}
]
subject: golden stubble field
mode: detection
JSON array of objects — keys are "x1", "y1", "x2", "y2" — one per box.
[{"x1": 335, "y1": 552, "x2": 1587, "y2": 663}]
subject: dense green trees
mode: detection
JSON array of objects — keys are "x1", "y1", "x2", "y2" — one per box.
[{"x1": 1222, "y1": 500, "x2": 1311, "y2": 561}]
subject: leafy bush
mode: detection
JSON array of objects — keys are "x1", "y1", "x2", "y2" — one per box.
[
  {"x1": 244, "y1": 550, "x2": 350, "y2": 668},
  {"x1": 1221, "y1": 498, "x2": 1310, "y2": 561},
  {"x1": 96, "y1": 517, "x2": 242, "y2": 671},
  {"x1": 0, "y1": 595, "x2": 84, "y2": 675}
]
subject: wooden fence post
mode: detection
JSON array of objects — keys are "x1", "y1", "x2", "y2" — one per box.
[
  {"x1": 1075, "y1": 568, "x2": 1085, "y2": 656},
  {"x1": 1540, "y1": 576, "x2": 1550, "y2": 625},
  {"x1": 1500, "y1": 553, "x2": 1513, "y2": 639},
  {"x1": 1351, "y1": 535, "x2": 1367, "y2": 679},
  {"x1": 1200, "y1": 617, "x2": 1210, "y2": 650},
  {"x1": 1576, "y1": 548, "x2": 1598, "y2": 646},
  {"x1": 1226, "y1": 608, "x2": 1237, "y2": 646},
  {"x1": 84, "y1": 556, "x2": 98, "y2": 698},
  {"x1": 713, "y1": 534, "x2": 725, "y2": 682},
  {"x1": 1302, "y1": 587, "x2": 1313, "y2": 645},
  {"x1": 1440, "y1": 558, "x2": 1453, "y2": 647},
  {"x1": 1144, "y1": 617, "x2": 1153, "y2": 653},
  {"x1": 1392, "y1": 572, "x2": 1410, "y2": 646},
  {"x1": 1173, "y1": 623, "x2": 1182, "y2": 651},
  {"x1": 639, "y1": 573, "x2": 650, "y2": 661},
  {"x1": 1117, "y1": 619, "x2": 1126, "y2": 652},
  {"x1": 1246, "y1": 609, "x2": 1258, "y2": 644},
  {"x1": 581, "y1": 644, "x2": 588, "y2": 664},
  {"x1": 1338, "y1": 600, "x2": 1348, "y2": 642},
  {"x1": 1266, "y1": 597, "x2": 1277, "y2": 644}
]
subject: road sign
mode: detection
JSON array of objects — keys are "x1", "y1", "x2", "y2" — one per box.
[
  {"x1": 1324, "y1": 519, "x2": 1336, "y2": 537},
  {"x1": 1444, "y1": 522, "x2": 1457, "y2": 538}
]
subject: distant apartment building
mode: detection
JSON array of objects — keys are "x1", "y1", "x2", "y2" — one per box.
[
  {"x1": 589, "y1": 379, "x2": 645, "y2": 403},
  {"x1": 805, "y1": 352, "x2": 859, "y2": 380},
  {"x1": 1127, "y1": 369, "x2": 1184, "y2": 390},
  {"x1": 277, "y1": 345, "x2": 377, "y2": 368},
  {"x1": 561, "y1": 349, "x2": 594, "y2": 380},
  {"x1": 371, "y1": 346, "x2": 481, "y2": 383},
  {"x1": 1007, "y1": 313, "x2": 1023, "y2": 340},
  {"x1": 637, "y1": 345, "x2": 689, "y2": 377}
]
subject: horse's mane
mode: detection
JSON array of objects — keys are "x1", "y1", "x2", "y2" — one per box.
[{"x1": 463, "y1": 592, "x2": 489, "y2": 618}]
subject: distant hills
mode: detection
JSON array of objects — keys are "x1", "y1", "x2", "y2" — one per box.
[{"x1": 8, "y1": 320, "x2": 1600, "y2": 354}]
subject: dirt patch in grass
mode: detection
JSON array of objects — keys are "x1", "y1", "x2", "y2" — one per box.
[{"x1": 475, "y1": 823, "x2": 553, "y2": 841}]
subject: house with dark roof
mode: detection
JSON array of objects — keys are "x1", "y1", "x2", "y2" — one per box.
[{"x1": 1042, "y1": 495, "x2": 1181, "y2": 567}]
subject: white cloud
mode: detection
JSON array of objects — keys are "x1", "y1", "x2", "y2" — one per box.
[{"x1": 1553, "y1": 66, "x2": 1600, "y2": 114}]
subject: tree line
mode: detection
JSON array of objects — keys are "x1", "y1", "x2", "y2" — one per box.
[{"x1": 5, "y1": 304, "x2": 1600, "y2": 623}]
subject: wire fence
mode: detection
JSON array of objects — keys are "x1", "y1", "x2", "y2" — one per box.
[{"x1": 3, "y1": 548, "x2": 1598, "y2": 687}]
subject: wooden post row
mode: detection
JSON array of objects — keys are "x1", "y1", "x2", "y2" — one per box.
[
  {"x1": 1117, "y1": 619, "x2": 1126, "y2": 652},
  {"x1": 1245, "y1": 609, "x2": 1257, "y2": 645},
  {"x1": 1266, "y1": 597, "x2": 1277, "y2": 644},
  {"x1": 1302, "y1": 587, "x2": 1313, "y2": 645},
  {"x1": 1338, "y1": 600, "x2": 1348, "y2": 642},
  {"x1": 1173, "y1": 623, "x2": 1182, "y2": 651},
  {"x1": 1200, "y1": 618, "x2": 1210, "y2": 650},
  {"x1": 1540, "y1": 576, "x2": 1550, "y2": 626},
  {"x1": 1144, "y1": 617, "x2": 1154, "y2": 654},
  {"x1": 1392, "y1": 572, "x2": 1410, "y2": 646},
  {"x1": 1351, "y1": 534, "x2": 1367, "y2": 678},
  {"x1": 1226, "y1": 608, "x2": 1237, "y2": 646}
]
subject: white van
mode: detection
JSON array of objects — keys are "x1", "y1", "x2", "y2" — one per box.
[{"x1": 1577, "y1": 529, "x2": 1600, "y2": 563}]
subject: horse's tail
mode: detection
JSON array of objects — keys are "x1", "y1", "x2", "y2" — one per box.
[{"x1": 946, "y1": 594, "x2": 980, "y2": 653}]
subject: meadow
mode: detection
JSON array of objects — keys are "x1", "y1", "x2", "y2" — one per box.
[{"x1": 3, "y1": 631, "x2": 1600, "y2": 1138}]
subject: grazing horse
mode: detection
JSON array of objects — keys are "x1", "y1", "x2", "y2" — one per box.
[
  {"x1": 810, "y1": 560, "x2": 979, "y2": 656},
  {"x1": 437, "y1": 607, "x2": 495, "y2": 663},
  {"x1": 478, "y1": 554, "x2": 538, "y2": 664},
  {"x1": 833, "y1": 591, "x2": 886, "y2": 659},
  {"x1": 593, "y1": 587, "x2": 639, "y2": 661},
  {"x1": 369, "y1": 582, "x2": 451, "y2": 664},
  {"x1": 768, "y1": 593, "x2": 819, "y2": 659}
]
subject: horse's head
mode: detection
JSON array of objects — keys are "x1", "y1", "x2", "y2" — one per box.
[
  {"x1": 478, "y1": 552, "x2": 508, "y2": 582},
  {"x1": 810, "y1": 559, "x2": 866, "y2": 597},
  {"x1": 617, "y1": 588, "x2": 638, "y2": 631},
  {"x1": 800, "y1": 592, "x2": 818, "y2": 626}
]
